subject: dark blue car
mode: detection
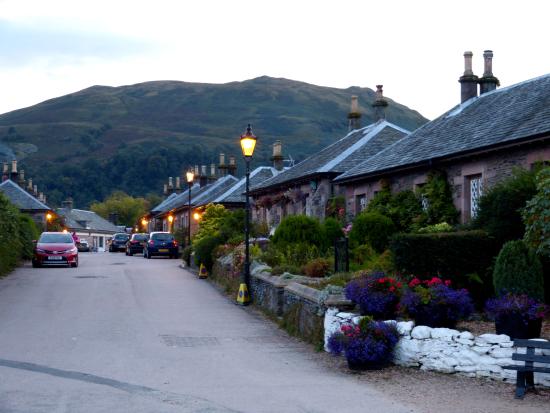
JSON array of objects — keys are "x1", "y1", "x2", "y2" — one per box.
[{"x1": 143, "y1": 232, "x2": 179, "y2": 259}]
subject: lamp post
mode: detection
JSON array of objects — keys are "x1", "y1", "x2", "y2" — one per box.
[
  {"x1": 186, "y1": 170, "x2": 194, "y2": 247},
  {"x1": 237, "y1": 124, "x2": 257, "y2": 306},
  {"x1": 46, "y1": 212, "x2": 52, "y2": 231}
]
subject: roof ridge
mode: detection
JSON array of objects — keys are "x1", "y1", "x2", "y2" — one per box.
[{"x1": 0, "y1": 179, "x2": 50, "y2": 209}]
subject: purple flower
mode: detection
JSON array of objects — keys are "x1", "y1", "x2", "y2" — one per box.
[
  {"x1": 344, "y1": 273, "x2": 401, "y2": 319},
  {"x1": 486, "y1": 293, "x2": 548, "y2": 323}
]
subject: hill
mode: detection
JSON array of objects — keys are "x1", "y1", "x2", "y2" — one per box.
[{"x1": 0, "y1": 76, "x2": 428, "y2": 207}]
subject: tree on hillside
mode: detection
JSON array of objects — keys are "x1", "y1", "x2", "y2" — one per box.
[{"x1": 90, "y1": 191, "x2": 148, "y2": 227}]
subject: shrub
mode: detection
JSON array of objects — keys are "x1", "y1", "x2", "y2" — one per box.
[
  {"x1": 193, "y1": 234, "x2": 223, "y2": 271},
  {"x1": 280, "y1": 242, "x2": 321, "y2": 267},
  {"x1": 344, "y1": 272, "x2": 403, "y2": 319},
  {"x1": 0, "y1": 193, "x2": 23, "y2": 276},
  {"x1": 322, "y1": 217, "x2": 344, "y2": 247},
  {"x1": 327, "y1": 317, "x2": 399, "y2": 368},
  {"x1": 418, "y1": 170, "x2": 459, "y2": 226},
  {"x1": 523, "y1": 167, "x2": 550, "y2": 258},
  {"x1": 350, "y1": 244, "x2": 376, "y2": 266},
  {"x1": 349, "y1": 211, "x2": 396, "y2": 253},
  {"x1": 18, "y1": 214, "x2": 40, "y2": 260},
  {"x1": 259, "y1": 244, "x2": 283, "y2": 268},
  {"x1": 390, "y1": 231, "x2": 498, "y2": 306},
  {"x1": 367, "y1": 188, "x2": 424, "y2": 232},
  {"x1": 493, "y1": 240, "x2": 544, "y2": 301},
  {"x1": 473, "y1": 168, "x2": 537, "y2": 245},
  {"x1": 192, "y1": 204, "x2": 228, "y2": 245},
  {"x1": 271, "y1": 264, "x2": 302, "y2": 276},
  {"x1": 302, "y1": 258, "x2": 331, "y2": 278},
  {"x1": 401, "y1": 277, "x2": 474, "y2": 328},
  {"x1": 272, "y1": 215, "x2": 325, "y2": 248},
  {"x1": 417, "y1": 222, "x2": 454, "y2": 234}
]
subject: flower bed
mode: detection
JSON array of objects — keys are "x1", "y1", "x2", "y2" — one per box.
[{"x1": 324, "y1": 309, "x2": 550, "y2": 387}]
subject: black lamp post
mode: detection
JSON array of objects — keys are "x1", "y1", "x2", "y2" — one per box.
[
  {"x1": 237, "y1": 124, "x2": 257, "y2": 306},
  {"x1": 186, "y1": 170, "x2": 194, "y2": 265}
]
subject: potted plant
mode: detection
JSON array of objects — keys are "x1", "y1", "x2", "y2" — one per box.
[
  {"x1": 400, "y1": 277, "x2": 473, "y2": 328},
  {"x1": 485, "y1": 293, "x2": 548, "y2": 339},
  {"x1": 344, "y1": 272, "x2": 403, "y2": 319},
  {"x1": 327, "y1": 317, "x2": 399, "y2": 371}
]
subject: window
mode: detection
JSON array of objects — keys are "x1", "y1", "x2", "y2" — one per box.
[
  {"x1": 470, "y1": 175, "x2": 483, "y2": 218},
  {"x1": 355, "y1": 194, "x2": 367, "y2": 213},
  {"x1": 99, "y1": 237, "x2": 104, "y2": 248}
]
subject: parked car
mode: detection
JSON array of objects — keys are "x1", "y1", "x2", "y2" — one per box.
[
  {"x1": 77, "y1": 239, "x2": 90, "y2": 252},
  {"x1": 126, "y1": 233, "x2": 149, "y2": 256},
  {"x1": 109, "y1": 233, "x2": 130, "y2": 252},
  {"x1": 143, "y1": 232, "x2": 179, "y2": 259},
  {"x1": 32, "y1": 232, "x2": 79, "y2": 268}
]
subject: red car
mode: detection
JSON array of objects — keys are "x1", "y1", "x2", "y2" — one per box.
[{"x1": 32, "y1": 232, "x2": 79, "y2": 268}]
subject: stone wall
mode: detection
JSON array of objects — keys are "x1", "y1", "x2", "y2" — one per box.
[{"x1": 325, "y1": 309, "x2": 550, "y2": 387}]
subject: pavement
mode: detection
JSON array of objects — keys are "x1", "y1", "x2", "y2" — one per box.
[{"x1": 0, "y1": 252, "x2": 413, "y2": 413}]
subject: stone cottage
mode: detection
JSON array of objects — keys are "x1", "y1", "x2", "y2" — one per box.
[{"x1": 334, "y1": 51, "x2": 550, "y2": 222}]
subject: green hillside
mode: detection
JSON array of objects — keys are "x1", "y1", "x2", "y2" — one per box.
[{"x1": 0, "y1": 76, "x2": 428, "y2": 207}]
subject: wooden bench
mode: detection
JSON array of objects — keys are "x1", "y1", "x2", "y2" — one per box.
[{"x1": 503, "y1": 339, "x2": 550, "y2": 399}]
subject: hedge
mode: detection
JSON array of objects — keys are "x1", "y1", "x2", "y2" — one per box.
[{"x1": 390, "y1": 230, "x2": 499, "y2": 306}]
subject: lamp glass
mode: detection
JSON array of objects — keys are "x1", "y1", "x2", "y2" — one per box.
[
  {"x1": 193, "y1": 212, "x2": 201, "y2": 221},
  {"x1": 240, "y1": 136, "x2": 257, "y2": 157},
  {"x1": 46, "y1": 213, "x2": 52, "y2": 220},
  {"x1": 186, "y1": 171, "x2": 194, "y2": 183},
  {"x1": 168, "y1": 215, "x2": 174, "y2": 223},
  {"x1": 141, "y1": 218, "x2": 147, "y2": 226}
]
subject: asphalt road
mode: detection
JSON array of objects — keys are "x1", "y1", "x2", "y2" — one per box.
[{"x1": 0, "y1": 252, "x2": 412, "y2": 413}]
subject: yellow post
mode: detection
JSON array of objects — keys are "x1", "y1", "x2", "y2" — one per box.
[
  {"x1": 236, "y1": 283, "x2": 250, "y2": 306},
  {"x1": 199, "y1": 263, "x2": 208, "y2": 279}
]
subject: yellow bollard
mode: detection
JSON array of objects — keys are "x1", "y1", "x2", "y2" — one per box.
[
  {"x1": 236, "y1": 283, "x2": 250, "y2": 306},
  {"x1": 199, "y1": 263, "x2": 208, "y2": 279}
]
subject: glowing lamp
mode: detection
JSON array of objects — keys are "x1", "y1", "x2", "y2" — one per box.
[{"x1": 240, "y1": 124, "x2": 257, "y2": 158}]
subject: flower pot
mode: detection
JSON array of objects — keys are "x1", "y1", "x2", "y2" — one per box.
[
  {"x1": 413, "y1": 305, "x2": 457, "y2": 329},
  {"x1": 495, "y1": 314, "x2": 542, "y2": 339},
  {"x1": 347, "y1": 358, "x2": 389, "y2": 371}
]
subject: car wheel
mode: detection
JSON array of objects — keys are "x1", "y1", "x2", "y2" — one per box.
[
  {"x1": 72, "y1": 258, "x2": 79, "y2": 268},
  {"x1": 32, "y1": 260, "x2": 40, "y2": 268},
  {"x1": 147, "y1": 252, "x2": 152, "y2": 259},
  {"x1": 128, "y1": 250, "x2": 133, "y2": 256}
]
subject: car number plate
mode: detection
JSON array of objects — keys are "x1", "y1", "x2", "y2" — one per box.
[
  {"x1": 48, "y1": 256, "x2": 63, "y2": 260},
  {"x1": 159, "y1": 249, "x2": 169, "y2": 252}
]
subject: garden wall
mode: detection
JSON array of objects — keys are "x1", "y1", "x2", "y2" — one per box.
[
  {"x1": 249, "y1": 263, "x2": 352, "y2": 344},
  {"x1": 325, "y1": 309, "x2": 550, "y2": 387}
]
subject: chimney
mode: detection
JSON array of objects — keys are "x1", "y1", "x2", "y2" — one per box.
[
  {"x1": 479, "y1": 50, "x2": 499, "y2": 95},
  {"x1": 194, "y1": 165, "x2": 200, "y2": 176},
  {"x1": 10, "y1": 159, "x2": 18, "y2": 181},
  {"x1": 168, "y1": 177, "x2": 173, "y2": 190},
  {"x1": 39, "y1": 192, "x2": 44, "y2": 202},
  {"x1": 459, "y1": 51, "x2": 479, "y2": 103},
  {"x1": 163, "y1": 183, "x2": 168, "y2": 195},
  {"x1": 19, "y1": 169, "x2": 25, "y2": 185},
  {"x1": 347, "y1": 95, "x2": 361, "y2": 131},
  {"x1": 175, "y1": 176, "x2": 181, "y2": 191},
  {"x1": 1, "y1": 162, "x2": 8, "y2": 181},
  {"x1": 372, "y1": 85, "x2": 388, "y2": 121},
  {"x1": 218, "y1": 153, "x2": 227, "y2": 177},
  {"x1": 33, "y1": 184, "x2": 38, "y2": 196},
  {"x1": 228, "y1": 155, "x2": 237, "y2": 176},
  {"x1": 199, "y1": 165, "x2": 208, "y2": 187},
  {"x1": 62, "y1": 199, "x2": 73, "y2": 210},
  {"x1": 271, "y1": 140, "x2": 284, "y2": 171},
  {"x1": 208, "y1": 163, "x2": 217, "y2": 183},
  {"x1": 27, "y1": 178, "x2": 33, "y2": 191}
]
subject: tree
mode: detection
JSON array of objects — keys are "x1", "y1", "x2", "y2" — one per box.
[
  {"x1": 90, "y1": 191, "x2": 148, "y2": 227},
  {"x1": 523, "y1": 167, "x2": 550, "y2": 258}
]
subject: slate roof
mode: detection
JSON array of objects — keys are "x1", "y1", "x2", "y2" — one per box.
[
  {"x1": 151, "y1": 192, "x2": 180, "y2": 214},
  {"x1": 192, "y1": 175, "x2": 240, "y2": 207},
  {"x1": 335, "y1": 74, "x2": 550, "y2": 182},
  {"x1": 0, "y1": 179, "x2": 50, "y2": 211},
  {"x1": 251, "y1": 120, "x2": 409, "y2": 192},
  {"x1": 56, "y1": 208, "x2": 120, "y2": 234},
  {"x1": 212, "y1": 167, "x2": 280, "y2": 204}
]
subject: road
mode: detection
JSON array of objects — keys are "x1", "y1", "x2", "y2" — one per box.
[{"x1": 0, "y1": 252, "x2": 412, "y2": 413}]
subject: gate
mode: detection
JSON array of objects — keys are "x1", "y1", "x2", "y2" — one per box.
[{"x1": 334, "y1": 237, "x2": 349, "y2": 273}]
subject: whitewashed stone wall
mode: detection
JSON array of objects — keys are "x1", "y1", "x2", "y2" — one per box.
[{"x1": 324, "y1": 308, "x2": 550, "y2": 387}]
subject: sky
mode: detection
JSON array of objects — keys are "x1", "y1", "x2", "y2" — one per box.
[{"x1": 0, "y1": 0, "x2": 548, "y2": 120}]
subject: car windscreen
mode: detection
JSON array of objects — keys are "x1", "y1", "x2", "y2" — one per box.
[
  {"x1": 151, "y1": 233, "x2": 174, "y2": 241},
  {"x1": 114, "y1": 234, "x2": 129, "y2": 240},
  {"x1": 39, "y1": 234, "x2": 74, "y2": 243},
  {"x1": 133, "y1": 234, "x2": 148, "y2": 241}
]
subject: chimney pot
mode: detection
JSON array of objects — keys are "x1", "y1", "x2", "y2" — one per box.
[
  {"x1": 272, "y1": 140, "x2": 284, "y2": 171},
  {"x1": 219, "y1": 153, "x2": 225, "y2": 166},
  {"x1": 2, "y1": 163, "x2": 8, "y2": 173},
  {"x1": 479, "y1": 49, "x2": 499, "y2": 95},
  {"x1": 459, "y1": 51, "x2": 479, "y2": 103},
  {"x1": 483, "y1": 50, "x2": 493, "y2": 76},
  {"x1": 372, "y1": 85, "x2": 388, "y2": 121},
  {"x1": 347, "y1": 96, "x2": 361, "y2": 131},
  {"x1": 163, "y1": 184, "x2": 168, "y2": 195},
  {"x1": 33, "y1": 184, "x2": 38, "y2": 195},
  {"x1": 194, "y1": 165, "x2": 199, "y2": 176},
  {"x1": 201, "y1": 165, "x2": 207, "y2": 176},
  {"x1": 210, "y1": 163, "x2": 216, "y2": 177},
  {"x1": 229, "y1": 156, "x2": 236, "y2": 166},
  {"x1": 11, "y1": 159, "x2": 17, "y2": 173},
  {"x1": 168, "y1": 177, "x2": 173, "y2": 189},
  {"x1": 175, "y1": 176, "x2": 181, "y2": 189},
  {"x1": 28, "y1": 178, "x2": 33, "y2": 190}
]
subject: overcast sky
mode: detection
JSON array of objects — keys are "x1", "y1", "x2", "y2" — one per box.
[{"x1": 0, "y1": 0, "x2": 548, "y2": 120}]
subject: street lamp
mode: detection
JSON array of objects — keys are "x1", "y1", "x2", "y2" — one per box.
[
  {"x1": 237, "y1": 124, "x2": 257, "y2": 306},
  {"x1": 168, "y1": 214, "x2": 174, "y2": 232},
  {"x1": 186, "y1": 170, "x2": 194, "y2": 255}
]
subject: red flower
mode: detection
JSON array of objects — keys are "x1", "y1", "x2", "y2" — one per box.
[{"x1": 444, "y1": 280, "x2": 452, "y2": 286}]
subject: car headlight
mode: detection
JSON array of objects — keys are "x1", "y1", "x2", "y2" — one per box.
[
  {"x1": 35, "y1": 248, "x2": 46, "y2": 253},
  {"x1": 63, "y1": 247, "x2": 78, "y2": 254}
]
